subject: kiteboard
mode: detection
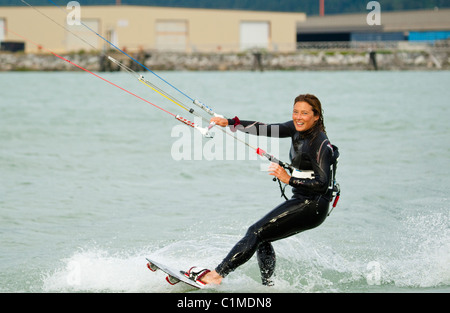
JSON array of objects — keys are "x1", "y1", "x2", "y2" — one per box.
[{"x1": 146, "y1": 258, "x2": 205, "y2": 289}]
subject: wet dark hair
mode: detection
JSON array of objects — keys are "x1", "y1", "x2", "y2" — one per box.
[{"x1": 294, "y1": 94, "x2": 326, "y2": 135}]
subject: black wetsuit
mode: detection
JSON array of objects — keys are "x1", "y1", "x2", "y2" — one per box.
[{"x1": 215, "y1": 119, "x2": 339, "y2": 285}]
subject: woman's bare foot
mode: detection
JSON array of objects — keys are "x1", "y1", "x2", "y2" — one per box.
[{"x1": 201, "y1": 270, "x2": 223, "y2": 285}]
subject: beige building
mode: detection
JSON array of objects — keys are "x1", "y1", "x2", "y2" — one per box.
[{"x1": 0, "y1": 5, "x2": 305, "y2": 53}]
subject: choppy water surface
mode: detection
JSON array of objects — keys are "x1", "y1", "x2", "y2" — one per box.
[{"x1": 1, "y1": 70, "x2": 449, "y2": 293}]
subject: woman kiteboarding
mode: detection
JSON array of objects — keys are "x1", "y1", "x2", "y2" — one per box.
[{"x1": 185, "y1": 94, "x2": 340, "y2": 286}]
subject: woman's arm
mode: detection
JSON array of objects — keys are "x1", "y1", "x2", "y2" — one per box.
[{"x1": 210, "y1": 116, "x2": 294, "y2": 138}]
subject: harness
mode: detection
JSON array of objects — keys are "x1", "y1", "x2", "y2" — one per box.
[{"x1": 275, "y1": 143, "x2": 340, "y2": 216}]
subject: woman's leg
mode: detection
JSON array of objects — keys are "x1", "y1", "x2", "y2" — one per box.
[
  {"x1": 214, "y1": 197, "x2": 329, "y2": 280},
  {"x1": 257, "y1": 242, "x2": 276, "y2": 285}
]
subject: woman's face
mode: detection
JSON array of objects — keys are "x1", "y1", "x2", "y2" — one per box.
[{"x1": 292, "y1": 101, "x2": 319, "y2": 132}]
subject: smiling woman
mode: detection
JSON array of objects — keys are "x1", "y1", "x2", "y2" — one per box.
[
  {"x1": 292, "y1": 94, "x2": 322, "y2": 131},
  {"x1": 196, "y1": 94, "x2": 340, "y2": 286}
]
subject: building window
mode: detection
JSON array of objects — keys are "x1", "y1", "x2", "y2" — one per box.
[{"x1": 240, "y1": 21, "x2": 270, "y2": 51}]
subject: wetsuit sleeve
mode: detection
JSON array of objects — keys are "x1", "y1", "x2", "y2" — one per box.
[
  {"x1": 289, "y1": 140, "x2": 334, "y2": 196},
  {"x1": 227, "y1": 118, "x2": 294, "y2": 138}
]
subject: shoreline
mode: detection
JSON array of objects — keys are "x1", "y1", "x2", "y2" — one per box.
[{"x1": 0, "y1": 50, "x2": 449, "y2": 71}]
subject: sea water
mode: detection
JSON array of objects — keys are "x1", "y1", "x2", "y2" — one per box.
[{"x1": 0, "y1": 70, "x2": 449, "y2": 293}]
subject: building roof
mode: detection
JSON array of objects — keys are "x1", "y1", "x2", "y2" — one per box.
[{"x1": 297, "y1": 9, "x2": 450, "y2": 34}]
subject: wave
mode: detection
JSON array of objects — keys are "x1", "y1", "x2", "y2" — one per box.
[{"x1": 41, "y1": 211, "x2": 450, "y2": 293}]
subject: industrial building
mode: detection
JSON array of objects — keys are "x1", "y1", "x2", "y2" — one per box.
[
  {"x1": 297, "y1": 8, "x2": 450, "y2": 47},
  {"x1": 1, "y1": 3, "x2": 450, "y2": 54},
  {"x1": 0, "y1": 5, "x2": 305, "y2": 53}
]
